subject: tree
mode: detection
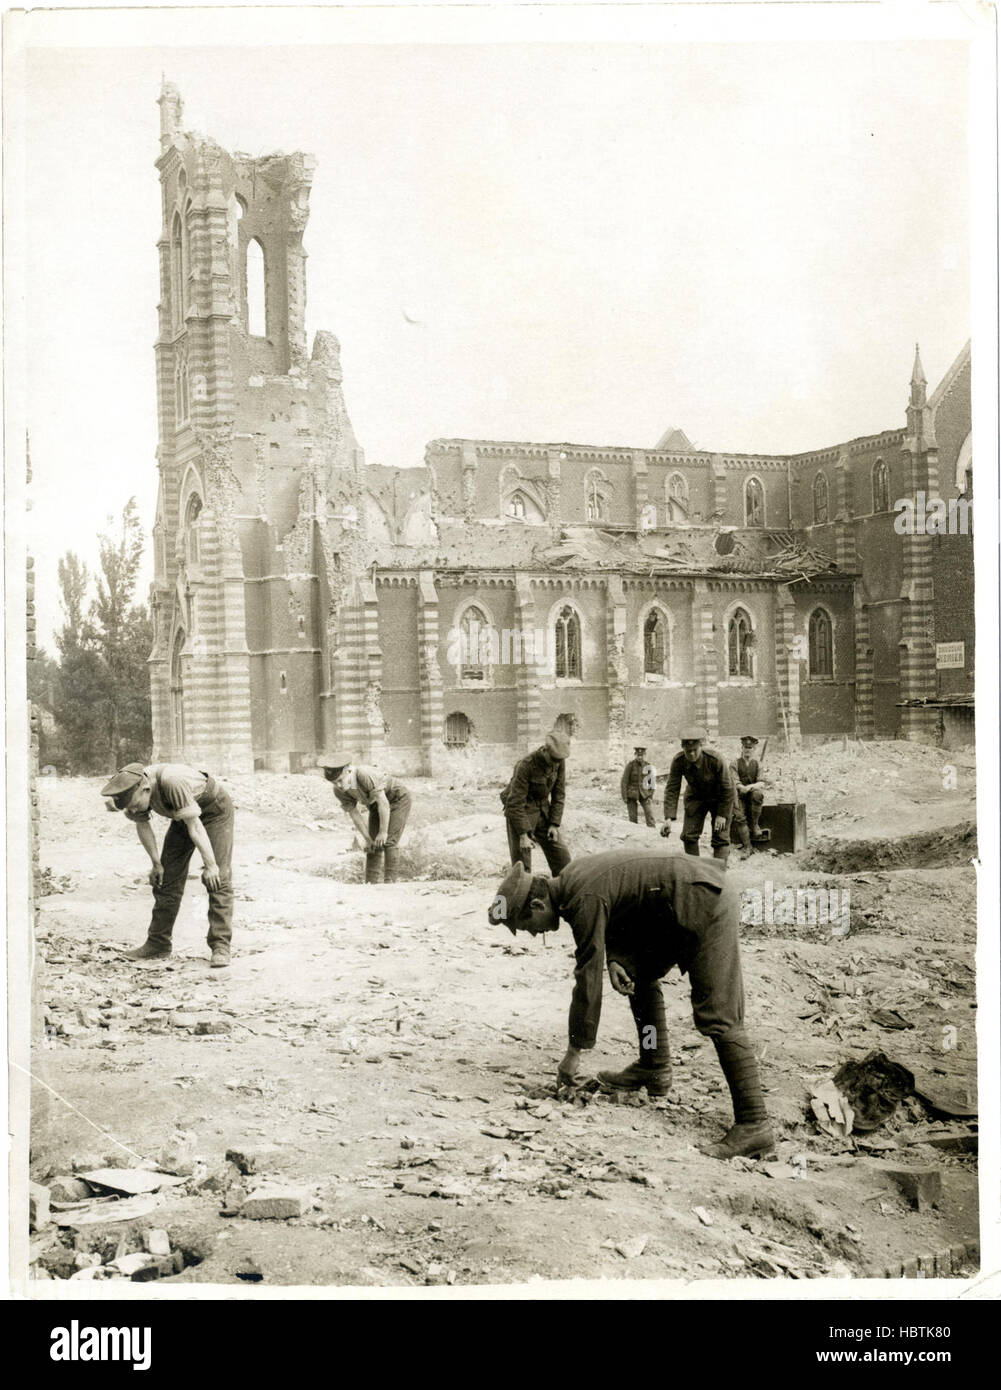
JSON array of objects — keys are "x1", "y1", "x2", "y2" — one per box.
[
  {"x1": 52, "y1": 553, "x2": 108, "y2": 772},
  {"x1": 91, "y1": 499, "x2": 152, "y2": 765},
  {"x1": 47, "y1": 500, "x2": 153, "y2": 773}
]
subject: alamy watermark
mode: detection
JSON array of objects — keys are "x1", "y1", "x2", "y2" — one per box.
[
  {"x1": 741, "y1": 881, "x2": 851, "y2": 936},
  {"x1": 893, "y1": 492, "x2": 971, "y2": 536}
]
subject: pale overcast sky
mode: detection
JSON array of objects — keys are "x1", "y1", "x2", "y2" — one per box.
[{"x1": 16, "y1": 13, "x2": 973, "y2": 648}]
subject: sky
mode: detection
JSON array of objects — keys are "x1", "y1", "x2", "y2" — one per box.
[{"x1": 14, "y1": 14, "x2": 973, "y2": 650}]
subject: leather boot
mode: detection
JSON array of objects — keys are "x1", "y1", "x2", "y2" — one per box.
[
  {"x1": 596, "y1": 1060, "x2": 672, "y2": 1096},
  {"x1": 383, "y1": 847, "x2": 401, "y2": 883},
  {"x1": 713, "y1": 845, "x2": 730, "y2": 866},
  {"x1": 124, "y1": 939, "x2": 171, "y2": 961},
  {"x1": 704, "y1": 1121, "x2": 776, "y2": 1160},
  {"x1": 364, "y1": 851, "x2": 384, "y2": 884}
]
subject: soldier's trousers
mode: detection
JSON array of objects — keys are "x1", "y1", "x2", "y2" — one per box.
[
  {"x1": 365, "y1": 792, "x2": 412, "y2": 883},
  {"x1": 681, "y1": 797, "x2": 731, "y2": 858},
  {"x1": 626, "y1": 797, "x2": 657, "y2": 827},
  {"x1": 505, "y1": 817, "x2": 571, "y2": 876},
  {"x1": 147, "y1": 789, "x2": 234, "y2": 950},
  {"x1": 613, "y1": 885, "x2": 767, "y2": 1123},
  {"x1": 730, "y1": 789, "x2": 764, "y2": 848}
]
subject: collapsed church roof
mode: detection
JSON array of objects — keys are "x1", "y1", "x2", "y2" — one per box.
[{"x1": 531, "y1": 526, "x2": 843, "y2": 581}]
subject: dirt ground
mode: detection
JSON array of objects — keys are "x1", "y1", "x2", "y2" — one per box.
[{"x1": 28, "y1": 739, "x2": 980, "y2": 1289}]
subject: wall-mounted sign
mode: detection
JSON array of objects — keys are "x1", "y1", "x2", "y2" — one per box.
[{"x1": 935, "y1": 641, "x2": 965, "y2": 669}]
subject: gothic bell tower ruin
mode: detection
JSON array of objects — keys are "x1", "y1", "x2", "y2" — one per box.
[{"x1": 148, "y1": 82, "x2": 367, "y2": 773}]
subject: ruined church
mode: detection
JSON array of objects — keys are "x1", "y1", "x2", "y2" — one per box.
[{"x1": 148, "y1": 85, "x2": 974, "y2": 775}]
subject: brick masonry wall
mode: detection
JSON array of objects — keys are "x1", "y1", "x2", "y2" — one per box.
[{"x1": 933, "y1": 533, "x2": 975, "y2": 697}]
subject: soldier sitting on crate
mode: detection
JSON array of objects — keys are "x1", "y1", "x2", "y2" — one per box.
[{"x1": 729, "y1": 735, "x2": 768, "y2": 854}]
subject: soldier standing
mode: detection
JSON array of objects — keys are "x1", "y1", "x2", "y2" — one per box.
[
  {"x1": 501, "y1": 730, "x2": 572, "y2": 875},
  {"x1": 318, "y1": 754, "x2": 412, "y2": 884},
  {"x1": 620, "y1": 745, "x2": 657, "y2": 827},
  {"x1": 730, "y1": 734, "x2": 767, "y2": 854},
  {"x1": 660, "y1": 726, "x2": 736, "y2": 865}
]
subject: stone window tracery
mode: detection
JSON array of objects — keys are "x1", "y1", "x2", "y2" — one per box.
[
  {"x1": 643, "y1": 607, "x2": 670, "y2": 677},
  {"x1": 808, "y1": 608, "x2": 834, "y2": 678},
  {"x1": 744, "y1": 476, "x2": 765, "y2": 528},
  {"x1": 813, "y1": 472, "x2": 829, "y2": 525},
  {"x1": 872, "y1": 459, "x2": 890, "y2": 513},
  {"x1": 728, "y1": 606, "x2": 754, "y2": 678},
  {"x1": 555, "y1": 605, "x2": 582, "y2": 681}
]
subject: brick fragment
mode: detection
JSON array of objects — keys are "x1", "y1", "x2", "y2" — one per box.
[{"x1": 239, "y1": 1186, "x2": 310, "y2": 1220}]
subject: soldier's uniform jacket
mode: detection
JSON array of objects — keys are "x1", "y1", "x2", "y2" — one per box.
[
  {"x1": 663, "y1": 749, "x2": 735, "y2": 821},
  {"x1": 501, "y1": 749, "x2": 566, "y2": 834},
  {"x1": 332, "y1": 766, "x2": 408, "y2": 811},
  {"x1": 124, "y1": 764, "x2": 219, "y2": 824},
  {"x1": 731, "y1": 755, "x2": 761, "y2": 789},
  {"x1": 550, "y1": 850, "x2": 732, "y2": 1049},
  {"x1": 620, "y1": 757, "x2": 655, "y2": 802}
]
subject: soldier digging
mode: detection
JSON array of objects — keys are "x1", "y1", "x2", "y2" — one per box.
[
  {"x1": 500, "y1": 729, "x2": 572, "y2": 875},
  {"x1": 101, "y1": 761, "x2": 235, "y2": 967},
  {"x1": 620, "y1": 745, "x2": 657, "y2": 827},
  {"x1": 318, "y1": 754, "x2": 412, "y2": 883},
  {"x1": 488, "y1": 849, "x2": 775, "y2": 1160},
  {"x1": 661, "y1": 726, "x2": 736, "y2": 865}
]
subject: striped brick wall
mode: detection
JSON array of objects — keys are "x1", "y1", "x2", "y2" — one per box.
[
  {"x1": 417, "y1": 571, "x2": 444, "y2": 774},
  {"x1": 334, "y1": 580, "x2": 386, "y2": 760},
  {"x1": 631, "y1": 451, "x2": 649, "y2": 529},
  {"x1": 852, "y1": 594, "x2": 875, "y2": 739},
  {"x1": 605, "y1": 576, "x2": 628, "y2": 769},
  {"x1": 514, "y1": 577, "x2": 541, "y2": 748},
  {"x1": 692, "y1": 582, "x2": 720, "y2": 738},
  {"x1": 773, "y1": 585, "x2": 803, "y2": 748},
  {"x1": 834, "y1": 459, "x2": 858, "y2": 571}
]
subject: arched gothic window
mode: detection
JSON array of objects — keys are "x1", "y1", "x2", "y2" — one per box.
[
  {"x1": 170, "y1": 212, "x2": 183, "y2": 332},
  {"x1": 174, "y1": 355, "x2": 190, "y2": 425},
  {"x1": 813, "y1": 472, "x2": 829, "y2": 525},
  {"x1": 459, "y1": 605, "x2": 492, "y2": 683},
  {"x1": 872, "y1": 459, "x2": 890, "y2": 513},
  {"x1": 728, "y1": 607, "x2": 754, "y2": 678},
  {"x1": 506, "y1": 492, "x2": 527, "y2": 520},
  {"x1": 585, "y1": 470, "x2": 609, "y2": 523},
  {"x1": 808, "y1": 608, "x2": 833, "y2": 678},
  {"x1": 185, "y1": 493, "x2": 203, "y2": 566},
  {"x1": 247, "y1": 237, "x2": 266, "y2": 336},
  {"x1": 744, "y1": 477, "x2": 764, "y2": 528},
  {"x1": 554, "y1": 605, "x2": 582, "y2": 680},
  {"x1": 180, "y1": 201, "x2": 192, "y2": 316},
  {"x1": 643, "y1": 609, "x2": 669, "y2": 676}
]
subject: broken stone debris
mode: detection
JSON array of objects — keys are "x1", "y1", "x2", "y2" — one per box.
[
  {"x1": 238, "y1": 1187, "x2": 311, "y2": 1220},
  {"x1": 158, "y1": 1132, "x2": 198, "y2": 1176},
  {"x1": 225, "y1": 1143, "x2": 284, "y2": 1175},
  {"x1": 29, "y1": 1183, "x2": 50, "y2": 1232},
  {"x1": 875, "y1": 1165, "x2": 942, "y2": 1212},
  {"x1": 80, "y1": 1168, "x2": 185, "y2": 1196}
]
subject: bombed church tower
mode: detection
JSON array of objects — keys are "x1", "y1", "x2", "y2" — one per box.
[{"x1": 149, "y1": 83, "x2": 372, "y2": 773}]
